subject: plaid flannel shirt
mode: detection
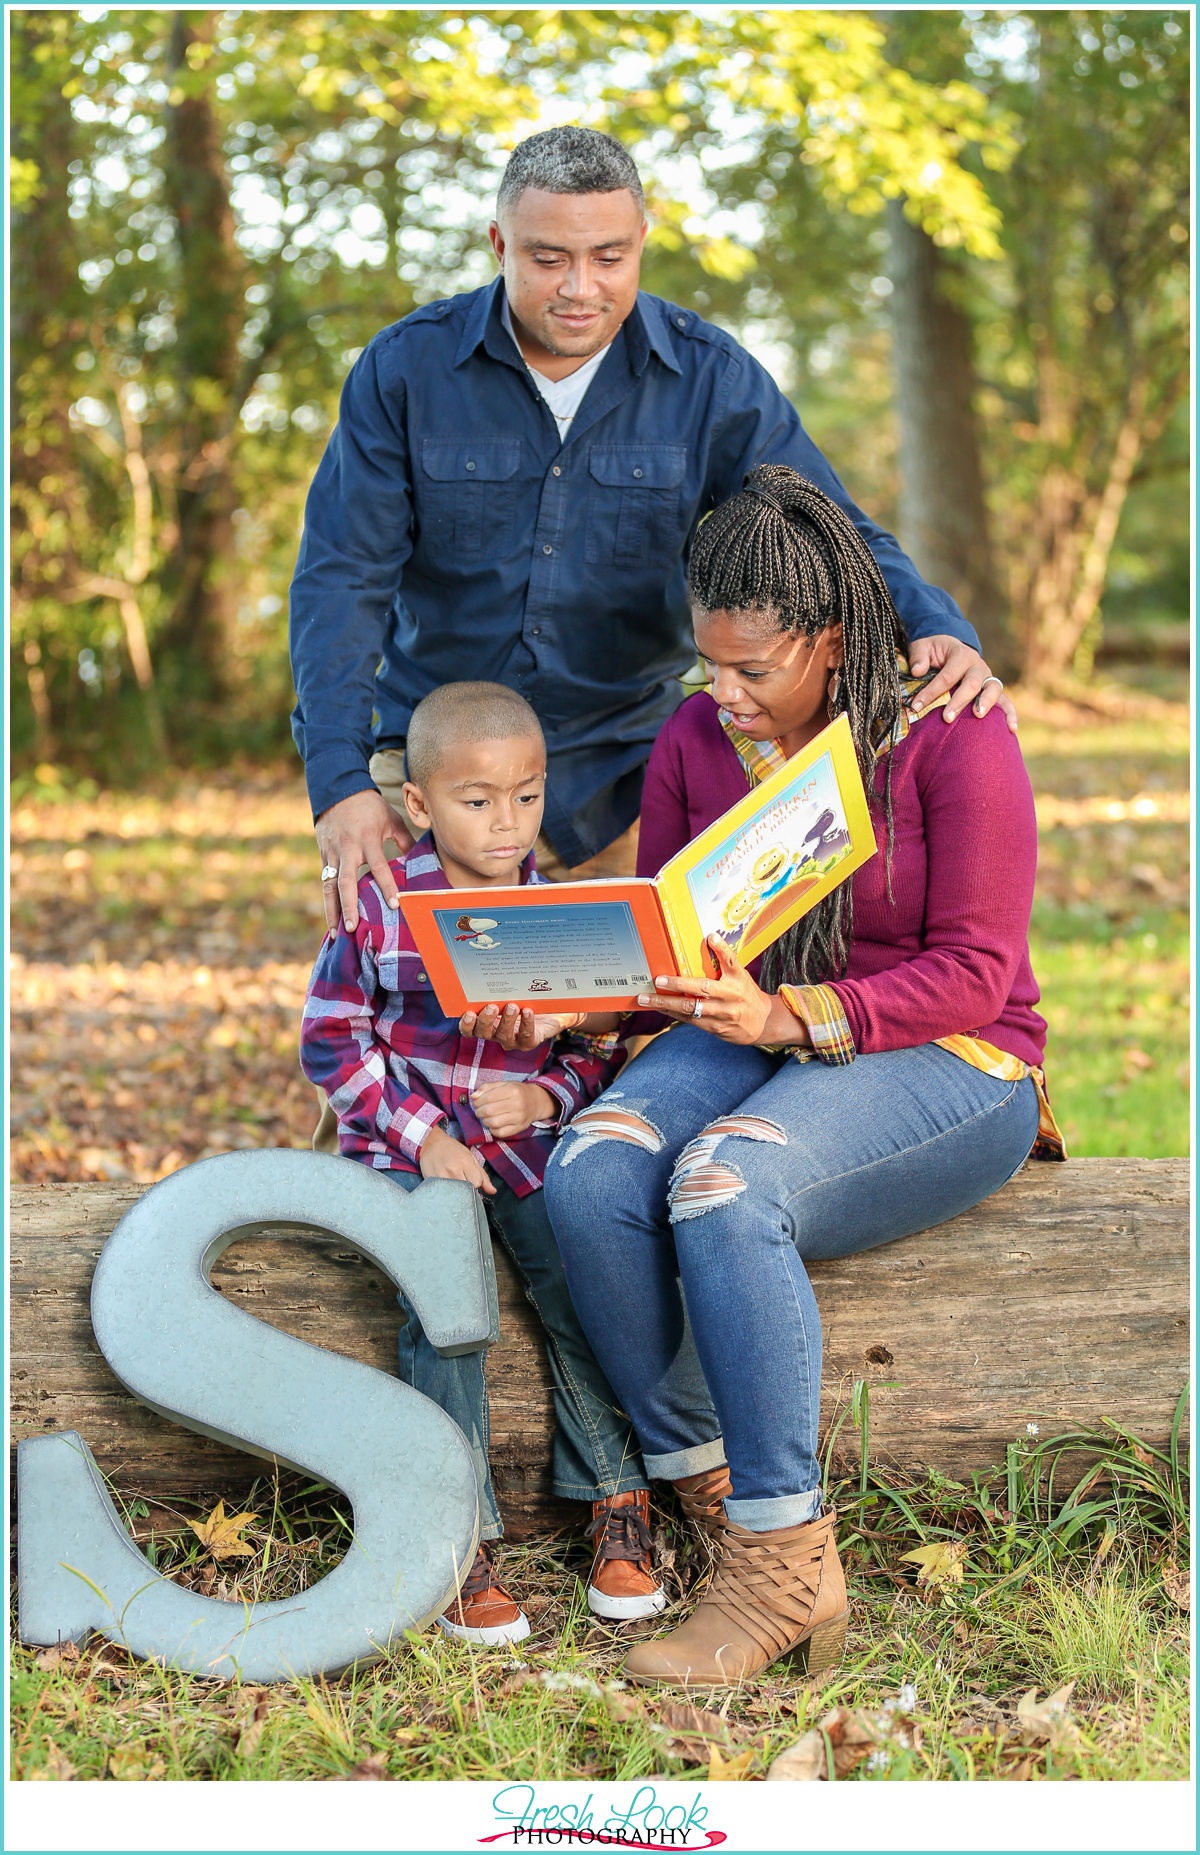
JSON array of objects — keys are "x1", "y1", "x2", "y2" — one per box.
[{"x1": 299, "y1": 834, "x2": 625, "y2": 1195}]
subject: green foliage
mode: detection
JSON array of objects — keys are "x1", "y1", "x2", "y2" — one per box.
[{"x1": 10, "y1": 7, "x2": 1013, "y2": 762}]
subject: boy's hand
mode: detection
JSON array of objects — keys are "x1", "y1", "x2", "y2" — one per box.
[
  {"x1": 471, "y1": 1082, "x2": 557, "y2": 1139},
  {"x1": 460, "y1": 1003, "x2": 584, "y2": 1050},
  {"x1": 418, "y1": 1124, "x2": 496, "y2": 1195}
]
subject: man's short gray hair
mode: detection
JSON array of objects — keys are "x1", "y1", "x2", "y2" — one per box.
[{"x1": 497, "y1": 127, "x2": 644, "y2": 219}]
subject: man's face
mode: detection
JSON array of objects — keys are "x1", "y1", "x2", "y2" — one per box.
[{"x1": 489, "y1": 187, "x2": 646, "y2": 376}]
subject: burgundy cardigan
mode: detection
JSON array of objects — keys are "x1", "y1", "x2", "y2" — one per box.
[{"x1": 638, "y1": 693, "x2": 1047, "y2": 1069}]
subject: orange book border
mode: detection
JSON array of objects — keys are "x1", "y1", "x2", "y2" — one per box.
[{"x1": 399, "y1": 880, "x2": 679, "y2": 1015}]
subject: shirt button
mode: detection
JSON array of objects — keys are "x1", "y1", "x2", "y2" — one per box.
[
  {"x1": 531, "y1": 626, "x2": 542, "y2": 636},
  {"x1": 542, "y1": 543, "x2": 553, "y2": 555},
  {"x1": 416, "y1": 972, "x2": 427, "y2": 982},
  {"x1": 552, "y1": 465, "x2": 562, "y2": 477},
  {"x1": 633, "y1": 467, "x2": 644, "y2": 479},
  {"x1": 676, "y1": 315, "x2": 686, "y2": 329},
  {"x1": 465, "y1": 460, "x2": 476, "y2": 471}
]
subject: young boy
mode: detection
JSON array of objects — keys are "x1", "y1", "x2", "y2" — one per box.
[{"x1": 300, "y1": 682, "x2": 665, "y2": 1644}]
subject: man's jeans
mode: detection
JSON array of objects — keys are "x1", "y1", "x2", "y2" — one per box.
[
  {"x1": 384, "y1": 1170, "x2": 647, "y2": 1540},
  {"x1": 544, "y1": 1028, "x2": 1040, "y2": 1533}
]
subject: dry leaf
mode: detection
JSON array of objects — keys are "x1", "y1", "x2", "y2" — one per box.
[
  {"x1": 604, "y1": 1689, "x2": 643, "y2": 1725},
  {"x1": 819, "y1": 1707, "x2": 881, "y2": 1779},
  {"x1": 187, "y1": 1499, "x2": 259, "y2": 1560},
  {"x1": 900, "y1": 1540, "x2": 968, "y2": 1590},
  {"x1": 1005, "y1": 1755, "x2": 1035, "y2": 1781},
  {"x1": 28, "y1": 1748, "x2": 76, "y2": 1781},
  {"x1": 706, "y1": 1745, "x2": 757, "y2": 1781},
  {"x1": 767, "y1": 1729, "x2": 826, "y2": 1781},
  {"x1": 1161, "y1": 1561, "x2": 1191, "y2": 1610},
  {"x1": 35, "y1": 1640, "x2": 81, "y2": 1672},
  {"x1": 108, "y1": 1746, "x2": 167, "y2": 1780},
  {"x1": 651, "y1": 1700, "x2": 731, "y2": 1760},
  {"x1": 346, "y1": 1750, "x2": 390, "y2": 1780},
  {"x1": 234, "y1": 1688, "x2": 269, "y2": 1757},
  {"x1": 1017, "y1": 1683, "x2": 1080, "y2": 1751}
]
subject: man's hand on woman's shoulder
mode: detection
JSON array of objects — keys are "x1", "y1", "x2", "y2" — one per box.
[{"x1": 907, "y1": 637, "x2": 1018, "y2": 732}]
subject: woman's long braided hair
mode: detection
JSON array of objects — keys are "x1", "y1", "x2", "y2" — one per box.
[{"x1": 688, "y1": 463, "x2": 907, "y2": 990}]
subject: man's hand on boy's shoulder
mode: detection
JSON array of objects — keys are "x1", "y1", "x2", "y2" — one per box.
[
  {"x1": 907, "y1": 637, "x2": 1019, "y2": 732},
  {"x1": 418, "y1": 1124, "x2": 496, "y2": 1195},
  {"x1": 316, "y1": 788, "x2": 414, "y2": 934}
]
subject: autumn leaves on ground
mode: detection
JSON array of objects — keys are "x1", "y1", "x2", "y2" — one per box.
[{"x1": 10, "y1": 685, "x2": 1190, "y2": 1186}]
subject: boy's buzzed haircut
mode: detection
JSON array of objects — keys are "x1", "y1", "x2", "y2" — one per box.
[{"x1": 406, "y1": 682, "x2": 545, "y2": 787}]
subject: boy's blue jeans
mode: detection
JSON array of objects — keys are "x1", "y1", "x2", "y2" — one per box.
[
  {"x1": 385, "y1": 1170, "x2": 647, "y2": 1540},
  {"x1": 544, "y1": 1028, "x2": 1040, "y2": 1533}
]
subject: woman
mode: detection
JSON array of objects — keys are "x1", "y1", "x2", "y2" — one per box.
[{"x1": 541, "y1": 465, "x2": 1063, "y2": 1689}]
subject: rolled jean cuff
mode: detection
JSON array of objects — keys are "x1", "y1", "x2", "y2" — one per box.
[
  {"x1": 642, "y1": 1437, "x2": 728, "y2": 1482},
  {"x1": 553, "y1": 1466, "x2": 648, "y2": 1503},
  {"x1": 725, "y1": 1488, "x2": 823, "y2": 1532}
]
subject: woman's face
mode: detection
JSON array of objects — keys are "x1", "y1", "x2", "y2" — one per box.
[{"x1": 693, "y1": 607, "x2": 844, "y2": 750}]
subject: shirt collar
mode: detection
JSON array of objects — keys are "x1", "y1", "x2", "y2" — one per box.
[
  {"x1": 454, "y1": 276, "x2": 681, "y2": 378},
  {"x1": 405, "y1": 829, "x2": 538, "y2": 888}
]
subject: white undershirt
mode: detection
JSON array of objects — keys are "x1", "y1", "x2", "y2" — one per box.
[{"x1": 501, "y1": 294, "x2": 612, "y2": 442}]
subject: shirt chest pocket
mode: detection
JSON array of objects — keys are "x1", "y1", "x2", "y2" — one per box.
[
  {"x1": 584, "y1": 444, "x2": 688, "y2": 566},
  {"x1": 418, "y1": 439, "x2": 522, "y2": 561}
]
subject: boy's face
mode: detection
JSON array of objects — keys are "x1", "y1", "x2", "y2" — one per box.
[{"x1": 403, "y1": 735, "x2": 546, "y2": 887}]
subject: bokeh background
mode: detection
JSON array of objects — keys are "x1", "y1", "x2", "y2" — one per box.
[{"x1": 10, "y1": 7, "x2": 1190, "y2": 1180}]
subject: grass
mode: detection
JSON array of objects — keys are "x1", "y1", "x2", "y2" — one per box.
[
  {"x1": 10, "y1": 1407, "x2": 1190, "y2": 1783},
  {"x1": 1019, "y1": 687, "x2": 1190, "y2": 1157}
]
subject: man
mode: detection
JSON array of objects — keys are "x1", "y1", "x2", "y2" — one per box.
[{"x1": 289, "y1": 126, "x2": 1013, "y2": 934}]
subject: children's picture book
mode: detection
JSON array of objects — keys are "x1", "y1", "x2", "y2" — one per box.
[{"x1": 401, "y1": 714, "x2": 877, "y2": 1014}]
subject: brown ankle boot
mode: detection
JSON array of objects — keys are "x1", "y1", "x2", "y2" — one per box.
[
  {"x1": 622, "y1": 1507, "x2": 847, "y2": 1688},
  {"x1": 672, "y1": 1466, "x2": 733, "y2": 1549}
]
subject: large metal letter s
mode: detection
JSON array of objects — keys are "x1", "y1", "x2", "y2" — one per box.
[{"x1": 17, "y1": 1150, "x2": 499, "y2": 1681}]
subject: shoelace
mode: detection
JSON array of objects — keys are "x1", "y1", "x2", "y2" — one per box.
[
  {"x1": 586, "y1": 1502, "x2": 653, "y2": 1565},
  {"x1": 457, "y1": 1546, "x2": 499, "y2": 1600}
]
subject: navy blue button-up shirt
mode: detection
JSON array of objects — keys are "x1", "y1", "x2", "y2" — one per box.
[{"x1": 290, "y1": 277, "x2": 976, "y2": 865}]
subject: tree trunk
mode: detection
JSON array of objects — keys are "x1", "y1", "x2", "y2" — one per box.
[
  {"x1": 158, "y1": 11, "x2": 245, "y2": 693},
  {"x1": 11, "y1": 1162, "x2": 1189, "y2": 1534},
  {"x1": 10, "y1": 11, "x2": 86, "y2": 677},
  {"x1": 1020, "y1": 377, "x2": 1180, "y2": 683},
  {"x1": 887, "y1": 201, "x2": 1017, "y2": 677}
]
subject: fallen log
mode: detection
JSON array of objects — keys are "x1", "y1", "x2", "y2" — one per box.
[{"x1": 10, "y1": 1159, "x2": 1189, "y2": 1536}]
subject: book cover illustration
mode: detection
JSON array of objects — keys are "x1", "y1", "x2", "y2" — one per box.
[{"x1": 680, "y1": 747, "x2": 856, "y2": 963}]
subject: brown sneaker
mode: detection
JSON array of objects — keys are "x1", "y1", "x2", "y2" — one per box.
[
  {"x1": 586, "y1": 1489, "x2": 668, "y2": 1621},
  {"x1": 673, "y1": 1465, "x2": 733, "y2": 1554},
  {"x1": 437, "y1": 1544, "x2": 530, "y2": 1647},
  {"x1": 623, "y1": 1507, "x2": 848, "y2": 1688}
]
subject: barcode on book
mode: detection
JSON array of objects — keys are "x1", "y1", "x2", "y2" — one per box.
[{"x1": 591, "y1": 975, "x2": 650, "y2": 988}]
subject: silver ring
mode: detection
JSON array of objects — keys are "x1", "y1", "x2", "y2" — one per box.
[
  {"x1": 320, "y1": 865, "x2": 339, "y2": 883},
  {"x1": 692, "y1": 997, "x2": 704, "y2": 1020},
  {"x1": 980, "y1": 675, "x2": 1004, "y2": 691}
]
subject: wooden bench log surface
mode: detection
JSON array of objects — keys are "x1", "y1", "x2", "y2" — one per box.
[{"x1": 10, "y1": 1159, "x2": 1189, "y2": 1536}]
